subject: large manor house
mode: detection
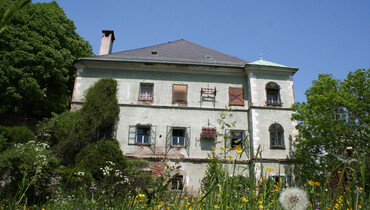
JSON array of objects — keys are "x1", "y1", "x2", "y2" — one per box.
[{"x1": 72, "y1": 30, "x2": 299, "y2": 191}]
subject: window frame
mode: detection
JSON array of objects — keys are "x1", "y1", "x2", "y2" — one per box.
[
  {"x1": 172, "y1": 84, "x2": 188, "y2": 104},
  {"x1": 171, "y1": 127, "x2": 186, "y2": 147},
  {"x1": 136, "y1": 126, "x2": 151, "y2": 145},
  {"x1": 139, "y1": 83, "x2": 154, "y2": 102},
  {"x1": 92, "y1": 125, "x2": 113, "y2": 140},
  {"x1": 128, "y1": 124, "x2": 157, "y2": 146},
  {"x1": 266, "y1": 82, "x2": 281, "y2": 106},
  {"x1": 171, "y1": 174, "x2": 184, "y2": 190},
  {"x1": 269, "y1": 123, "x2": 285, "y2": 149},
  {"x1": 230, "y1": 130, "x2": 245, "y2": 149}
]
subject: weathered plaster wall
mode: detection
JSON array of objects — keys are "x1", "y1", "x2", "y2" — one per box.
[{"x1": 248, "y1": 72, "x2": 295, "y2": 108}]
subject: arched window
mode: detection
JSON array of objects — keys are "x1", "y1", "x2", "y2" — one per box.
[
  {"x1": 266, "y1": 82, "x2": 281, "y2": 106},
  {"x1": 269, "y1": 123, "x2": 285, "y2": 149}
]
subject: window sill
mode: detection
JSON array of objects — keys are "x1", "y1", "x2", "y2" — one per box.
[
  {"x1": 270, "y1": 146, "x2": 285, "y2": 150},
  {"x1": 135, "y1": 143, "x2": 151, "y2": 146},
  {"x1": 171, "y1": 145, "x2": 186, "y2": 148},
  {"x1": 266, "y1": 103, "x2": 282, "y2": 107}
]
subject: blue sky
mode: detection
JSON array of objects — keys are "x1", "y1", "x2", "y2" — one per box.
[{"x1": 35, "y1": 0, "x2": 370, "y2": 102}]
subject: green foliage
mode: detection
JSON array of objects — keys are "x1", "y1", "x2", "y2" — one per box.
[
  {"x1": 202, "y1": 151, "x2": 226, "y2": 192},
  {"x1": 81, "y1": 78, "x2": 120, "y2": 127},
  {"x1": 75, "y1": 139, "x2": 128, "y2": 180},
  {"x1": 0, "y1": 125, "x2": 34, "y2": 152},
  {"x1": 292, "y1": 68, "x2": 369, "y2": 187},
  {"x1": 0, "y1": 141, "x2": 60, "y2": 205},
  {"x1": 38, "y1": 78, "x2": 120, "y2": 165},
  {"x1": 0, "y1": 0, "x2": 93, "y2": 117},
  {"x1": 0, "y1": 0, "x2": 30, "y2": 34}
]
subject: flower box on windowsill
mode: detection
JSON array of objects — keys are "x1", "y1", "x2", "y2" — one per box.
[
  {"x1": 201, "y1": 127, "x2": 217, "y2": 140},
  {"x1": 135, "y1": 143, "x2": 151, "y2": 146}
]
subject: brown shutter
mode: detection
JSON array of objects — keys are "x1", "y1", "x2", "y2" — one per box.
[
  {"x1": 229, "y1": 87, "x2": 244, "y2": 106},
  {"x1": 173, "y1": 85, "x2": 187, "y2": 103}
]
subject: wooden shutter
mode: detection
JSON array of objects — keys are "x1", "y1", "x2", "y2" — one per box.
[
  {"x1": 149, "y1": 126, "x2": 157, "y2": 154},
  {"x1": 173, "y1": 85, "x2": 187, "y2": 103},
  {"x1": 165, "y1": 126, "x2": 172, "y2": 155},
  {"x1": 229, "y1": 87, "x2": 244, "y2": 106},
  {"x1": 185, "y1": 127, "x2": 191, "y2": 156},
  {"x1": 128, "y1": 125, "x2": 136, "y2": 145}
]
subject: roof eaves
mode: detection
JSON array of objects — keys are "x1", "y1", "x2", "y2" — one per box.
[{"x1": 78, "y1": 57, "x2": 246, "y2": 68}]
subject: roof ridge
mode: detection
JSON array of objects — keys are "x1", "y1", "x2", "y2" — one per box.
[{"x1": 177, "y1": 39, "x2": 248, "y2": 62}]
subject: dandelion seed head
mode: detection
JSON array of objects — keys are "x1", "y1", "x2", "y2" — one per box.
[{"x1": 279, "y1": 187, "x2": 309, "y2": 210}]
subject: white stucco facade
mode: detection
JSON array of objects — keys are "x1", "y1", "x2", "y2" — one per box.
[{"x1": 72, "y1": 36, "x2": 299, "y2": 192}]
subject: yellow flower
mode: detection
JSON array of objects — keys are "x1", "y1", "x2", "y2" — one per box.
[
  {"x1": 221, "y1": 147, "x2": 225, "y2": 151},
  {"x1": 211, "y1": 147, "x2": 216, "y2": 151},
  {"x1": 235, "y1": 145, "x2": 242, "y2": 150},
  {"x1": 359, "y1": 187, "x2": 363, "y2": 191},
  {"x1": 315, "y1": 182, "x2": 320, "y2": 186},
  {"x1": 236, "y1": 149, "x2": 242, "y2": 154},
  {"x1": 338, "y1": 170, "x2": 342, "y2": 174},
  {"x1": 214, "y1": 205, "x2": 220, "y2": 209},
  {"x1": 259, "y1": 205, "x2": 264, "y2": 209},
  {"x1": 241, "y1": 197, "x2": 248, "y2": 203},
  {"x1": 350, "y1": 168, "x2": 355, "y2": 171},
  {"x1": 267, "y1": 168, "x2": 273, "y2": 172},
  {"x1": 228, "y1": 155, "x2": 233, "y2": 159},
  {"x1": 358, "y1": 205, "x2": 362, "y2": 208},
  {"x1": 308, "y1": 181, "x2": 315, "y2": 186}
]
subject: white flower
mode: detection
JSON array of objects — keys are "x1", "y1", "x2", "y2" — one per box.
[{"x1": 279, "y1": 187, "x2": 309, "y2": 210}]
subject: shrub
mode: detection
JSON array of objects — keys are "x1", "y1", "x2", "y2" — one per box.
[
  {"x1": 75, "y1": 139, "x2": 128, "y2": 180},
  {"x1": 0, "y1": 141, "x2": 59, "y2": 205},
  {"x1": 0, "y1": 125, "x2": 35, "y2": 152}
]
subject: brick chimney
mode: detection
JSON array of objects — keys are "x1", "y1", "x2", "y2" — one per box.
[{"x1": 99, "y1": 30, "x2": 115, "y2": 55}]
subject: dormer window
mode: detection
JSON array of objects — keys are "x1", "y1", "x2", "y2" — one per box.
[{"x1": 266, "y1": 82, "x2": 281, "y2": 106}]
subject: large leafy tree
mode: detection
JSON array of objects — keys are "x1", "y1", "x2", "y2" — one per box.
[
  {"x1": 292, "y1": 68, "x2": 369, "y2": 184},
  {"x1": 0, "y1": 1, "x2": 93, "y2": 118}
]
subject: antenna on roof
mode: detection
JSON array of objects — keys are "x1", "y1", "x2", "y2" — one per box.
[{"x1": 260, "y1": 52, "x2": 262, "y2": 60}]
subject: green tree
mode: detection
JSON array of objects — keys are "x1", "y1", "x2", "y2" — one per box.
[
  {"x1": 0, "y1": 1, "x2": 93, "y2": 118},
  {"x1": 292, "y1": 68, "x2": 369, "y2": 184}
]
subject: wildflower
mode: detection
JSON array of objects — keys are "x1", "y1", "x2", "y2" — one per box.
[
  {"x1": 338, "y1": 170, "x2": 341, "y2": 174},
  {"x1": 235, "y1": 145, "x2": 242, "y2": 150},
  {"x1": 259, "y1": 205, "x2": 264, "y2": 209},
  {"x1": 241, "y1": 197, "x2": 248, "y2": 203},
  {"x1": 308, "y1": 181, "x2": 315, "y2": 186},
  {"x1": 236, "y1": 149, "x2": 242, "y2": 154},
  {"x1": 214, "y1": 205, "x2": 220, "y2": 209},
  {"x1": 228, "y1": 155, "x2": 233, "y2": 159},
  {"x1": 315, "y1": 182, "x2": 320, "y2": 186},
  {"x1": 221, "y1": 147, "x2": 225, "y2": 151},
  {"x1": 279, "y1": 187, "x2": 309, "y2": 210},
  {"x1": 350, "y1": 168, "x2": 355, "y2": 171},
  {"x1": 211, "y1": 147, "x2": 216, "y2": 151},
  {"x1": 267, "y1": 168, "x2": 273, "y2": 172}
]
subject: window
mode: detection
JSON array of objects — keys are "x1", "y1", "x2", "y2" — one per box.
[
  {"x1": 140, "y1": 84, "x2": 153, "y2": 101},
  {"x1": 266, "y1": 82, "x2": 281, "y2": 105},
  {"x1": 229, "y1": 87, "x2": 244, "y2": 106},
  {"x1": 230, "y1": 130, "x2": 245, "y2": 148},
  {"x1": 136, "y1": 126, "x2": 150, "y2": 144},
  {"x1": 269, "y1": 123, "x2": 285, "y2": 148},
  {"x1": 165, "y1": 127, "x2": 190, "y2": 156},
  {"x1": 128, "y1": 125, "x2": 157, "y2": 146},
  {"x1": 172, "y1": 128, "x2": 186, "y2": 146},
  {"x1": 92, "y1": 125, "x2": 113, "y2": 140},
  {"x1": 171, "y1": 174, "x2": 184, "y2": 190},
  {"x1": 173, "y1": 84, "x2": 187, "y2": 103}
]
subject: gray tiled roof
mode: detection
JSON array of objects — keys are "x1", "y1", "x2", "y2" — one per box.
[{"x1": 84, "y1": 39, "x2": 248, "y2": 67}]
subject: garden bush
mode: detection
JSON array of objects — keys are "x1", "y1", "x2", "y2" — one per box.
[
  {"x1": 0, "y1": 125, "x2": 35, "y2": 152},
  {"x1": 75, "y1": 139, "x2": 128, "y2": 180},
  {"x1": 0, "y1": 141, "x2": 59, "y2": 205}
]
